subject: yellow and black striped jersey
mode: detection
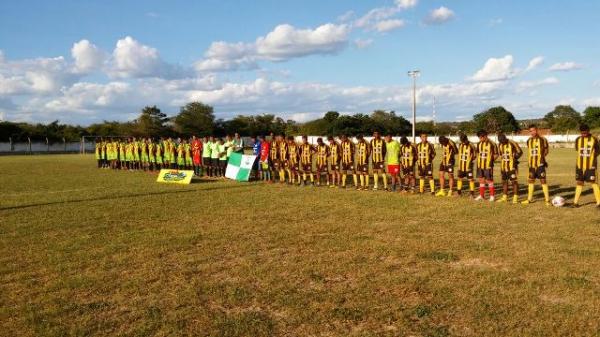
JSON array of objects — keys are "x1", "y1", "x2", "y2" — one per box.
[
  {"x1": 476, "y1": 140, "x2": 497, "y2": 169},
  {"x1": 458, "y1": 142, "x2": 475, "y2": 171},
  {"x1": 370, "y1": 138, "x2": 386, "y2": 163},
  {"x1": 498, "y1": 141, "x2": 523, "y2": 172},
  {"x1": 300, "y1": 143, "x2": 314, "y2": 164},
  {"x1": 526, "y1": 136, "x2": 549, "y2": 168},
  {"x1": 270, "y1": 141, "x2": 279, "y2": 160},
  {"x1": 279, "y1": 141, "x2": 288, "y2": 161},
  {"x1": 575, "y1": 135, "x2": 599, "y2": 171},
  {"x1": 329, "y1": 142, "x2": 340, "y2": 164},
  {"x1": 441, "y1": 140, "x2": 458, "y2": 166},
  {"x1": 416, "y1": 142, "x2": 435, "y2": 167},
  {"x1": 340, "y1": 140, "x2": 355, "y2": 164},
  {"x1": 315, "y1": 144, "x2": 329, "y2": 166},
  {"x1": 287, "y1": 142, "x2": 298, "y2": 164},
  {"x1": 400, "y1": 144, "x2": 417, "y2": 167},
  {"x1": 355, "y1": 141, "x2": 370, "y2": 165}
]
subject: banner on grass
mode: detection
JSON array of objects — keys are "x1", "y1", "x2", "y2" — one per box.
[
  {"x1": 156, "y1": 169, "x2": 194, "y2": 184},
  {"x1": 225, "y1": 152, "x2": 256, "y2": 181}
]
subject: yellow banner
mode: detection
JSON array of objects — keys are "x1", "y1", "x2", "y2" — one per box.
[{"x1": 156, "y1": 169, "x2": 194, "y2": 185}]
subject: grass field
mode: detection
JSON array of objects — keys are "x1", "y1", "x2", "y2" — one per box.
[{"x1": 1, "y1": 149, "x2": 600, "y2": 337}]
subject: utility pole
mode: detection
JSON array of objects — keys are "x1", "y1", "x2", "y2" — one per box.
[
  {"x1": 408, "y1": 70, "x2": 420, "y2": 143},
  {"x1": 432, "y1": 96, "x2": 437, "y2": 128}
]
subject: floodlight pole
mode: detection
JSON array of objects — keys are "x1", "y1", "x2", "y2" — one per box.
[{"x1": 408, "y1": 70, "x2": 420, "y2": 143}]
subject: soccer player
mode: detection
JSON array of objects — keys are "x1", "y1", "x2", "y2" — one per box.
[
  {"x1": 218, "y1": 138, "x2": 228, "y2": 177},
  {"x1": 399, "y1": 137, "x2": 417, "y2": 193},
  {"x1": 210, "y1": 138, "x2": 221, "y2": 177},
  {"x1": 184, "y1": 139, "x2": 193, "y2": 170},
  {"x1": 340, "y1": 134, "x2": 356, "y2": 188},
  {"x1": 436, "y1": 136, "x2": 458, "y2": 197},
  {"x1": 155, "y1": 138, "x2": 164, "y2": 170},
  {"x1": 202, "y1": 136, "x2": 213, "y2": 177},
  {"x1": 259, "y1": 136, "x2": 271, "y2": 181},
  {"x1": 416, "y1": 133, "x2": 436, "y2": 194},
  {"x1": 251, "y1": 135, "x2": 261, "y2": 180},
  {"x1": 355, "y1": 135, "x2": 370, "y2": 190},
  {"x1": 133, "y1": 137, "x2": 141, "y2": 170},
  {"x1": 278, "y1": 136, "x2": 289, "y2": 183},
  {"x1": 522, "y1": 124, "x2": 551, "y2": 205},
  {"x1": 456, "y1": 134, "x2": 476, "y2": 198},
  {"x1": 328, "y1": 136, "x2": 341, "y2": 188},
  {"x1": 299, "y1": 136, "x2": 315, "y2": 186},
  {"x1": 370, "y1": 132, "x2": 387, "y2": 191},
  {"x1": 177, "y1": 140, "x2": 186, "y2": 169},
  {"x1": 497, "y1": 133, "x2": 523, "y2": 203},
  {"x1": 474, "y1": 130, "x2": 498, "y2": 202},
  {"x1": 141, "y1": 138, "x2": 150, "y2": 171},
  {"x1": 191, "y1": 135, "x2": 202, "y2": 176},
  {"x1": 573, "y1": 124, "x2": 600, "y2": 208},
  {"x1": 95, "y1": 139, "x2": 103, "y2": 168},
  {"x1": 385, "y1": 134, "x2": 401, "y2": 191},
  {"x1": 148, "y1": 138, "x2": 156, "y2": 171},
  {"x1": 314, "y1": 137, "x2": 329, "y2": 186},
  {"x1": 287, "y1": 136, "x2": 300, "y2": 185},
  {"x1": 269, "y1": 135, "x2": 280, "y2": 182},
  {"x1": 126, "y1": 138, "x2": 134, "y2": 170}
]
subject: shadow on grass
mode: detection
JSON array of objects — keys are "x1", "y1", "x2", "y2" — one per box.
[{"x1": 0, "y1": 184, "x2": 253, "y2": 211}]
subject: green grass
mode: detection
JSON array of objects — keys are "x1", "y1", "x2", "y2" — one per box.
[{"x1": 1, "y1": 149, "x2": 599, "y2": 336}]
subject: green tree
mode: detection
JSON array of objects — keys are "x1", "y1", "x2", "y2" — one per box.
[
  {"x1": 582, "y1": 106, "x2": 600, "y2": 129},
  {"x1": 473, "y1": 106, "x2": 520, "y2": 133},
  {"x1": 134, "y1": 105, "x2": 169, "y2": 137},
  {"x1": 173, "y1": 102, "x2": 215, "y2": 137},
  {"x1": 544, "y1": 105, "x2": 582, "y2": 133},
  {"x1": 370, "y1": 110, "x2": 412, "y2": 135}
]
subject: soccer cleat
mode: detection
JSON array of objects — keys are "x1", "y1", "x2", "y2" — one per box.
[
  {"x1": 545, "y1": 201, "x2": 551, "y2": 207},
  {"x1": 571, "y1": 203, "x2": 580, "y2": 209},
  {"x1": 373, "y1": 187, "x2": 378, "y2": 191},
  {"x1": 435, "y1": 190, "x2": 446, "y2": 197},
  {"x1": 512, "y1": 196, "x2": 519, "y2": 204},
  {"x1": 474, "y1": 195, "x2": 484, "y2": 201},
  {"x1": 497, "y1": 195, "x2": 508, "y2": 203},
  {"x1": 489, "y1": 196, "x2": 495, "y2": 202},
  {"x1": 521, "y1": 199, "x2": 532, "y2": 205}
]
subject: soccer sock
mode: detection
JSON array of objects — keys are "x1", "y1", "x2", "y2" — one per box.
[
  {"x1": 469, "y1": 181, "x2": 475, "y2": 192},
  {"x1": 528, "y1": 183, "x2": 534, "y2": 201},
  {"x1": 310, "y1": 174, "x2": 314, "y2": 183},
  {"x1": 353, "y1": 174, "x2": 358, "y2": 187},
  {"x1": 593, "y1": 184, "x2": 600, "y2": 205},
  {"x1": 366, "y1": 175, "x2": 370, "y2": 188},
  {"x1": 479, "y1": 184, "x2": 485, "y2": 197},
  {"x1": 374, "y1": 173, "x2": 379, "y2": 189},
  {"x1": 383, "y1": 174, "x2": 388, "y2": 189},
  {"x1": 542, "y1": 184, "x2": 550, "y2": 202},
  {"x1": 419, "y1": 179, "x2": 425, "y2": 193},
  {"x1": 489, "y1": 183, "x2": 495, "y2": 197},
  {"x1": 280, "y1": 169, "x2": 286, "y2": 182},
  {"x1": 342, "y1": 174, "x2": 347, "y2": 186},
  {"x1": 574, "y1": 185, "x2": 583, "y2": 205},
  {"x1": 359, "y1": 175, "x2": 365, "y2": 187},
  {"x1": 429, "y1": 179, "x2": 435, "y2": 193},
  {"x1": 457, "y1": 180, "x2": 463, "y2": 191},
  {"x1": 302, "y1": 173, "x2": 307, "y2": 182}
]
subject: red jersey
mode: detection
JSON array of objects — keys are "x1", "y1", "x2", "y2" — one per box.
[
  {"x1": 260, "y1": 141, "x2": 271, "y2": 161},
  {"x1": 192, "y1": 139, "x2": 202, "y2": 164}
]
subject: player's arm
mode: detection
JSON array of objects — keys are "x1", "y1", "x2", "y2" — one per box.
[
  {"x1": 430, "y1": 143, "x2": 436, "y2": 161},
  {"x1": 514, "y1": 141, "x2": 523, "y2": 160},
  {"x1": 543, "y1": 137, "x2": 550, "y2": 157}
]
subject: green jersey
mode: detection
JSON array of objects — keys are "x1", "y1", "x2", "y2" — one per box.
[
  {"x1": 210, "y1": 142, "x2": 220, "y2": 159},
  {"x1": 218, "y1": 144, "x2": 227, "y2": 160},
  {"x1": 225, "y1": 141, "x2": 234, "y2": 158},
  {"x1": 386, "y1": 140, "x2": 400, "y2": 165},
  {"x1": 202, "y1": 141, "x2": 212, "y2": 158}
]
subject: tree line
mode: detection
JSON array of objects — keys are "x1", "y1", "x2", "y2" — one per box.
[{"x1": 1, "y1": 102, "x2": 599, "y2": 142}]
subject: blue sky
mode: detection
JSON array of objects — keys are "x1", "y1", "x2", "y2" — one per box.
[{"x1": 1, "y1": 0, "x2": 599, "y2": 124}]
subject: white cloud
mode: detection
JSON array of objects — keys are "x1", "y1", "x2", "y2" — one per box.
[
  {"x1": 146, "y1": 12, "x2": 159, "y2": 18},
  {"x1": 488, "y1": 18, "x2": 503, "y2": 26},
  {"x1": 525, "y1": 56, "x2": 544, "y2": 72},
  {"x1": 354, "y1": 6, "x2": 401, "y2": 29},
  {"x1": 549, "y1": 62, "x2": 583, "y2": 72},
  {"x1": 354, "y1": 38, "x2": 374, "y2": 49},
  {"x1": 517, "y1": 77, "x2": 559, "y2": 91},
  {"x1": 374, "y1": 19, "x2": 406, "y2": 32},
  {"x1": 395, "y1": 0, "x2": 418, "y2": 9},
  {"x1": 470, "y1": 55, "x2": 515, "y2": 82},
  {"x1": 110, "y1": 36, "x2": 189, "y2": 78},
  {"x1": 337, "y1": 10, "x2": 354, "y2": 22},
  {"x1": 424, "y1": 6, "x2": 455, "y2": 25},
  {"x1": 0, "y1": 55, "x2": 77, "y2": 95},
  {"x1": 195, "y1": 23, "x2": 350, "y2": 71},
  {"x1": 583, "y1": 97, "x2": 600, "y2": 106},
  {"x1": 71, "y1": 39, "x2": 107, "y2": 74}
]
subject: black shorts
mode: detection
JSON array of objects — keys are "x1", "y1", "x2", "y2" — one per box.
[
  {"x1": 418, "y1": 164, "x2": 433, "y2": 178},
  {"x1": 202, "y1": 157, "x2": 211, "y2": 166},
  {"x1": 288, "y1": 162, "x2": 299, "y2": 171},
  {"x1": 357, "y1": 163, "x2": 369, "y2": 173},
  {"x1": 316, "y1": 164, "x2": 328, "y2": 172},
  {"x1": 271, "y1": 159, "x2": 280, "y2": 169},
  {"x1": 330, "y1": 163, "x2": 340, "y2": 171},
  {"x1": 219, "y1": 160, "x2": 227, "y2": 169},
  {"x1": 372, "y1": 161, "x2": 384, "y2": 170},
  {"x1": 301, "y1": 163, "x2": 312, "y2": 172},
  {"x1": 528, "y1": 165, "x2": 547, "y2": 180},
  {"x1": 501, "y1": 169, "x2": 518, "y2": 182},
  {"x1": 457, "y1": 170, "x2": 474, "y2": 179},
  {"x1": 212, "y1": 158, "x2": 220, "y2": 167},
  {"x1": 341, "y1": 162, "x2": 354, "y2": 172},
  {"x1": 477, "y1": 168, "x2": 494, "y2": 180},
  {"x1": 402, "y1": 165, "x2": 415, "y2": 176},
  {"x1": 439, "y1": 164, "x2": 455, "y2": 174},
  {"x1": 576, "y1": 168, "x2": 597, "y2": 183}
]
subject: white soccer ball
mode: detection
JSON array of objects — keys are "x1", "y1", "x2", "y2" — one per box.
[{"x1": 551, "y1": 196, "x2": 565, "y2": 207}]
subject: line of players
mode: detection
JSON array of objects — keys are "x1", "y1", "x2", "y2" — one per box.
[{"x1": 254, "y1": 124, "x2": 600, "y2": 208}]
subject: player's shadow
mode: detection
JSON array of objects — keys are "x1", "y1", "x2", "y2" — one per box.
[
  {"x1": 190, "y1": 178, "x2": 217, "y2": 184},
  {"x1": 0, "y1": 184, "x2": 252, "y2": 211}
]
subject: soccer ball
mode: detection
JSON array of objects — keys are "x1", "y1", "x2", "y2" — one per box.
[{"x1": 551, "y1": 196, "x2": 565, "y2": 207}]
